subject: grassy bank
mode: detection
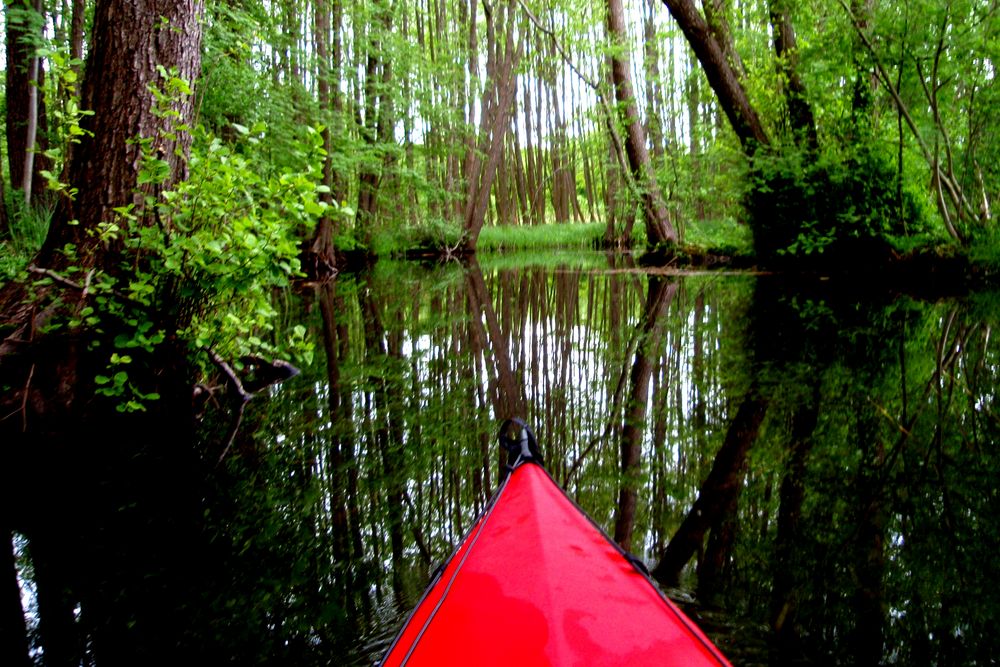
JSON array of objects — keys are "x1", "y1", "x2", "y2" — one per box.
[{"x1": 477, "y1": 221, "x2": 606, "y2": 251}]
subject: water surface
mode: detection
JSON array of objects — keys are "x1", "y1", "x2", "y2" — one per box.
[{"x1": 11, "y1": 253, "x2": 1000, "y2": 665}]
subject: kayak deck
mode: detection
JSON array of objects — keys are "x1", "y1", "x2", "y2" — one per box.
[{"x1": 381, "y1": 462, "x2": 731, "y2": 666}]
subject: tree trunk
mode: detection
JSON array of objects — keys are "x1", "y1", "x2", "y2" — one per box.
[
  {"x1": 356, "y1": 1, "x2": 394, "y2": 245},
  {"x1": 605, "y1": 0, "x2": 677, "y2": 247},
  {"x1": 0, "y1": 7, "x2": 206, "y2": 658},
  {"x1": 5, "y1": 0, "x2": 52, "y2": 202},
  {"x1": 460, "y1": 0, "x2": 523, "y2": 253},
  {"x1": 464, "y1": 257, "x2": 524, "y2": 422},
  {"x1": 768, "y1": 0, "x2": 818, "y2": 150},
  {"x1": 304, "y1": 0, "x2": 338, "y2": 276},
  {"x1": 316, "y1": 280, "x2": 358, "y2": 616},
  {"x1": 70, "y1": 0, "x2": 86, "y2": 63},
  {"x1": 21, "y1": 0, "x2": 44, "y2": 205},
  {"x1": 660, "y1": 0, "x2": 769, "y2": 154},
  {"x1": 0, "y1": 141, "x2": 9, "y2": 240},
  {"x1": 359, "y1": 283, "x2": 408, "y2": 604},
  {"x1": 37, "y1": 0, "x2": 204, "y2": 268},
  {"x1": 2, "y1": 532, "x2": 30, "y2": 667},
  {"x1": 770, "y1": 381, "x2": 821, "y2": 645}
]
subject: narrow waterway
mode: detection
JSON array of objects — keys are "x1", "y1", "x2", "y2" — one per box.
[{"x1": 9, "y1": 253, "x2": 1000, "y2": 665}]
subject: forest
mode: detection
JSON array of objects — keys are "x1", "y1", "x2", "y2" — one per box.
[
  {"x1": 0, "y1": 0, "x2": 997, "y2": 275},
  {"x1": 1, "y1": 0, "x2": 999, "y2": 664}
]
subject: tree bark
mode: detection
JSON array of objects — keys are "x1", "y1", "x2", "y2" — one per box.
[
  {"x1": 304, "y1": 0, "x2": 338, "y2": 276},
  {"x1": 356, "y1": 0, "x2": 394, "y2": 244},
  {"x1": 0, "y1": 141, "x2": 9, "y2": 239},
  {"x1": 359, "y1": 281, "x2": 408, "y2": 604},
  {"x1": 37, "y1": 0, "x2": 204, "y2": 267},
  {"x1": 0, "y1": 10, "x2": 207, "y2": 658},
  {"x1": 316, "y1": 280, "x2": 358, "y2": 616},
  {"x1": 21, "y1": 0, "x2": 44, "y2": 205},
  {"x1": 769, "y1": 381, "x2": 821, "y2": 640},
  {"x1": 464, "y1": 256, "x2": 525, "y2": 422},
  {"x1": 460, "y1": 0, "x2": 524, "y2": 253},
  {"x1": 2, "y1": 532, "x2": 30, "y2": 667},
  {"x1": 660, "y1": 0, "x2": 769, "y2": 154},
  {"x1": 606, "y1": 0, "x2": 677, "y2": 247},
  {"x1": 69, "y1": 0, "x2": 86, "y2": 64}
]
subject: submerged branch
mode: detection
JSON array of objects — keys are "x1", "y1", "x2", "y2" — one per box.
[{"x1": 205, "y1": 347, "x2": 252, "y2": 466}]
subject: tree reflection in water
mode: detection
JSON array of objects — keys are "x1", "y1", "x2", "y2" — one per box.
[{"x1": 7, "y1": 259, "x2": 1000, "y2": 665}]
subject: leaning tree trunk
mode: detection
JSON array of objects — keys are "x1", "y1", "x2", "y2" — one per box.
[
  {"x1": 660, "y1": 0, "x2": 769, "y2": 154},
  {"x1": 605, "y1": 0, "x2": 677, "y2": 247},
  {"x1": 460, "y1": 0, "x2": 523, "y2": 254},
  {"x1": 651, "y1": 385, "x2": 769, "y2": 586},
  {"x1": 613, "y1": 277, "x2": 677, "y2": 551},
  {"x1": 768, "y1": 0, "x2": 818, "y2": 150}
]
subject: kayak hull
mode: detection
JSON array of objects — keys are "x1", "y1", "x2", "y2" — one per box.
[{"x1": 381, "y1": 462, "x2": 731, "y2": 666}]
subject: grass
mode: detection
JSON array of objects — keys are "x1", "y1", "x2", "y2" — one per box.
[
  {"x1": 477, "y1": 248, "x2": 611, "y2": 272},
  {"x1": 343, "y1": 214, "x2": 756, "y2": 259},
  {"x1": 681, "y1": 217, "x2": 754, "y2": 256},
  {"x1": 477, "y1": 221, "x2": 605, "y2": 251},
  {"x1": 0, "y1": 200, "x2": 53, "y2": 283}
]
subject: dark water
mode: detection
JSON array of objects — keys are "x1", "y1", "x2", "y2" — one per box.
[{"x1": 9, "y1": 253, "x2": 1000, "y2": 665}]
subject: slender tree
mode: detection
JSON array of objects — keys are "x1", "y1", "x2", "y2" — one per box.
[
  {"x1": 614, "y1": 277, "x2": 677, "y2": 551},
  {"x1": 605, "y1": 0, "x2": 677, "y2": 246},
  {"x1": 5, "y1": 0, "x2": 52, "y2": 201},
  {"x1": 768, "y1": 0, "x2": 817, "y2": 150},
  {"x1": 460, "y1": 0, "x2": 524, "y2": 253}
]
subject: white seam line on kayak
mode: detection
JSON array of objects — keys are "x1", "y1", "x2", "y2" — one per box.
[{"x1": 399, "y1": 456, "x2": 523, "y2": 665}]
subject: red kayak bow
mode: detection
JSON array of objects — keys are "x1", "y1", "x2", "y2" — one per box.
[{"x1": 380, "y1": 420, "x2": 732, "y2": 666}]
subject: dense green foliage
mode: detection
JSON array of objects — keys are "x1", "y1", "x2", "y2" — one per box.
[
  {"x1": 1, "y1": 0, "x2": 998, "y2": 271},
  {"x1": 747, "y1": 146, "x2": 936, "y2": 262}
]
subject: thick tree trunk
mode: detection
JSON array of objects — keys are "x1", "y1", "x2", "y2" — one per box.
[
  {"x1": 0, "y1": 7, "x2": 205, "y2": 659},
  {"x1": 660, "y1": 0, "x2": 769, "y2": 154},
  {"x1": 38, "y1": 0, "x2": 203, "y2": 267},
  {"x1": 606, "y1": 0, "x2": 677, "y2": 247}
]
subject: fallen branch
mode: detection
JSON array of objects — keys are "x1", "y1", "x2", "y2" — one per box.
[{"x1": 205, "y1": 347, "x2": 253, "y2": 465}]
